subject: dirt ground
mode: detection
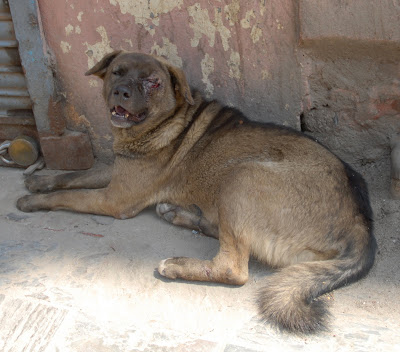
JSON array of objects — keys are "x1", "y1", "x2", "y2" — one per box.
[{"x1": 0, "y1": 156, "x2": 399, "y2": 351}]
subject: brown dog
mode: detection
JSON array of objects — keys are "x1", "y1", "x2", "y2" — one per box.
[{"x1": 17, "y1": 51, "x2": 376, "y2": 334}]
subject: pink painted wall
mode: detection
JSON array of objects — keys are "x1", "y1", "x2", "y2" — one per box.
[{"x1": 38, "y1": 0, "x2": 301, "y2": 160}]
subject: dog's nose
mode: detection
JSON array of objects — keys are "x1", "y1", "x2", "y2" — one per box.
[{"x1": 113, "y1": 85, "x2": 131, "y2": 99}]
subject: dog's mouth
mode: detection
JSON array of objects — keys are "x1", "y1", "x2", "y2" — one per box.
[{"x1": 110, "y1": 106, "x2": 147, "y2": 128}]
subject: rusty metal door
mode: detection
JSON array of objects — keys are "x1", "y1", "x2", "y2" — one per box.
[{"x1": 0, "y1": 0, "x2": 38, "y2": 165}]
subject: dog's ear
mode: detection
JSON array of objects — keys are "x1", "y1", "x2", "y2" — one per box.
[
  {"x1": 154, "y1": 56, "x2": 194, "y2": 105},
  {"x1": 85, "y1": 50, "x2": 123, "y2": 79},
  {"x1": 168, "y1": 64, "x2": 195, "y2": 105}
]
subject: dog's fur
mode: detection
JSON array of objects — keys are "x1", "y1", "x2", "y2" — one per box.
[{"x1": 17, "y1": 51, "x2": 376, "y2": 334}]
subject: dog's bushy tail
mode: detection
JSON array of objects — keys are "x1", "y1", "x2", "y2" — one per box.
[{"x1": 257, "y1": 223, "x2": 376, "y2": 334}]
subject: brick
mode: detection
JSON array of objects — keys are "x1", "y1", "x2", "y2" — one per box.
[{"x1": 40, "y1": 130, "x2": 94, "y2": 170}]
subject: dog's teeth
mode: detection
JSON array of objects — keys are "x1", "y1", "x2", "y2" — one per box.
[
  {"x1": 112, "y1": 111, "x2": 116, "y2": 116},
  {"x1": 125, "y1": 113, "x2": 129, "y2": 118}
]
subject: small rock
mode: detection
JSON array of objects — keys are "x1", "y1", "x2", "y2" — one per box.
[{"x1": 6, "y1": 212, "x2": 30, "y2": 221}]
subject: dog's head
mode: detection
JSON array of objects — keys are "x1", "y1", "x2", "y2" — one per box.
[{"x1": 86, "y1": 51, "x2": 194, "y2": 130}]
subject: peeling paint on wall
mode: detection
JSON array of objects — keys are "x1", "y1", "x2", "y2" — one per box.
[
  {"x1": 65, "y1": 24, "x2": 74, "y2": 36},
  {"x1": 89, "y1": 79, "x2": 99, "y2": 88},
  {"x1": 225, "y1": 0, "x2": 241, "y2": 26},
  {"x1": 276, "y1": 19, "x2": 284, "y2": 30},
  {"x1": 188, "y1": 3, "x2": 231, "y2": 51},
  {"x1": 259, "y1": 0, "x2": 267, "y2": 16},
  {"x1": 109, "y1": 0, "x2": 183, "y2": 36},
  {"x1": 228, "y1": 51, "x2": 241, "y2": 79},
  {"x1": 261, "y1": 69, "x2": 269, "y2": 80},
  {"x1": 66, "y1": 23, "x2": 81, "y2": 36},
  {"x1": 251, "y1": 25, "x2": 262, "y2": 43},
  {"x1": 201, "y1": 53, "x2": 215, "y2": 98},
  {"x1": 240, "y1": 10, "x2": 263, "y2": 43},
  {"x1": 77, "y1": 11, "x2": 83, "y2": 22},
  {"x1": 60, "y1": 41, "x2": 72, "y2": 53},
  {"x1": 124, "y1": 39, "x2": 133, "y2": 48},
  {"x1": 83, "y1": 26, "x2": 113, "y2": 68},
  {"x1": 241, "y1": 10, "x2": 255, "y2": 29},
  {"x1": 151, "y1": 37, "x2": 183, "y2": 68}
]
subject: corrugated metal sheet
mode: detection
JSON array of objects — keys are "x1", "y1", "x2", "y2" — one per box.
[{"x1": 0, "y1": 0, "x2": 35, "y2": 127}]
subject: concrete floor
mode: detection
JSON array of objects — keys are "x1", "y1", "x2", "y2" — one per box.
[{"x1": 0, "y1": 163, "x2": 399, "y2": 352}]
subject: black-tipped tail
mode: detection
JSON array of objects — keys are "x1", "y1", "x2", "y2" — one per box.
[{"x1": 257, "y1": 224, "x2": 376, "y2": 334}]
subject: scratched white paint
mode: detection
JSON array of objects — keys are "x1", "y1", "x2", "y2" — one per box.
[
  {"x1": 83, "y1": 26, "x2": 114, "y2": 69},
  {"x1": 151, "y1": 37, "x2": 183, "y2": 68},
  {"x1": 75, "y1": 26, "x2": 81, "y2": 35},
  {"x1": 201, "y1": 53, "x2": 215, "y2": 98},
  {"x1": 188, "y1": 3, "x2": 231, "y2": 51},
  {"x1": 77, "y1": 11, "x2": 84, "y2": 22},
  {"x1": 109, "y1": 0, "x2": 183, "y2": 36},
  {"x1": 60, "y1": 41, "x2": 72, "y2": 53}
]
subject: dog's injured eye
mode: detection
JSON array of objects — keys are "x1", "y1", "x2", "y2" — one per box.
[{"x1": 143, "y1": 78, "x2": 160, "y2": 90}]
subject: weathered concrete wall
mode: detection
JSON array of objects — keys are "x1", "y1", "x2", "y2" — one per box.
[
  {"x1": 38, "y1": 0, "x2": 302, "y2": 161},
  {"x1": 299, "y1": 0, "x2": 400, "y2": 164}
]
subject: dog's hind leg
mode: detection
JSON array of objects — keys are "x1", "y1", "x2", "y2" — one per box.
[
  {"x1": 158, "y1": 218, "x2": 250, "y2": 285},
  {"x1": 24, "y1": 164, "x2": 113, "y2": 193},
  {"x1": 156, "y1": 203, "x2": 219, "y2": 238}
]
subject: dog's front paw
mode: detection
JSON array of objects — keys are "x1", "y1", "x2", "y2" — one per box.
[
  {"x1": 16, "y1": 195, "x2": 42, "y2": 212},
  {"x1": 158, "y1": 257, "x2": 189, "y2": 280},
  {"x1": 24, "y1": 175, "x2": 54, "y2": 193},
  {"x1": 158, "y1": 258, "x2": 177, "y2": 279}
]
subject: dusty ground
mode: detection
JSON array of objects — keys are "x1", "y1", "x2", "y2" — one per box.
[{"x1": 0, "y1": 157, "x2": 399, "y2": 352}]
